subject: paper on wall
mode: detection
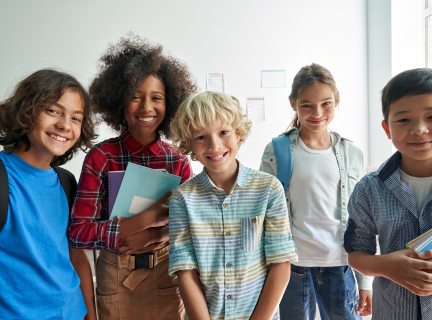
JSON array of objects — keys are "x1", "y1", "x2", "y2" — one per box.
[
  {"x1": 246, "y1": 98, "x2": 265, "y2": 122},
  {"x1": 207, "y1": 73, "x2": 225, "y2": 93},
  {"x1": 261, "y1": 70, "x2": 286, "y2": 88}
]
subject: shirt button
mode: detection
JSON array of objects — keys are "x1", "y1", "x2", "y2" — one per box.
[
  {"x1": 340, "y1": 168, "x2": 343, "y2": 171},
  {"x1": 270, "y1": 158, "x2": 273, "y2": 162},
  {"x1": 252, "y1": 218, "x2": 257, "y2": 223},
  {"x1": 227, "y1": 295, "x2": 232, "y2": 300},
  {"x1": 227, "y1": 263, "x2": 232, "y2": 268},
  {"x1": 343, "y1": 220, "x2": 346, "y2": 223},
  {"x1": 226, "y1": 231, "x2": 231, "y2": 236},
  {"x1": 293, "y1": 139, "x2": 296, "y2": 142},
  {"x1": 223, "y1": 203, "x2": 228, "y2": 208},
  {"x1": 343, "y1": 202, "x2": 346, "y2": 206},
  {"x1": 342, "y1": 185, "x2": 345, "y2": 188}
]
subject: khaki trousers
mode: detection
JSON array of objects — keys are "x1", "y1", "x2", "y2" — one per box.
[{"x1": 96, "y1": 246, "x2": 184, "y2": 320}]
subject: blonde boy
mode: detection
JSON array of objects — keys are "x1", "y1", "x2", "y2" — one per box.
[{"x1": 168, "y1": 91, "x2": 298, "y2": 320}]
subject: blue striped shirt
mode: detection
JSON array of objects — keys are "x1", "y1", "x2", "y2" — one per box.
[
  {"x1": 344, "y1": 152, "x2": 432, "y2": 320},
  {"x1": 169, "y1": 163, "x2": 298, "y2": 320}
]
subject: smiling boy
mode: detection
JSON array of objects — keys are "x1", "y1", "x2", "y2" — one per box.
[
  {"x1": 168, "y1": 91, "x2": 298, "y2": 320},
  {"x1": 0, "y1": 69, "x2": 96, "y2": 320},
  {"x1": 344, "y1": 68, "x2": 432, "y2": 319}
]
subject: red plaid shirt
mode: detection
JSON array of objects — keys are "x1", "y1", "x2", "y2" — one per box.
[{"x1": 68, "y1": 129, "x2": 193, "y2": 249}]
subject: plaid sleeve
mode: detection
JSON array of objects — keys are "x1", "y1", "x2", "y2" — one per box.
[
  {"x1": 344, "y1": 177, "x2": 378, "y2": 255},
  {"x1": 67, "y1": 146, "x2": 121, "y2": 250},
  {"x1": 168, "y1": 189, "x2": 199, "y2": 276},
  {"x1": 179, "y1": 155, "x2": 193, "y2": 184},
  {"x1": 264, "y1": 178, "x2": 298, "y2": 265}
]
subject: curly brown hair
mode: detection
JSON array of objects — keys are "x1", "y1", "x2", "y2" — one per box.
[
  {"x1": 0, "y1": 69, "x2": 97, "y2": 166},
  {"x1": 89, "y1": 34, "x2": 198, "y2": 137}
]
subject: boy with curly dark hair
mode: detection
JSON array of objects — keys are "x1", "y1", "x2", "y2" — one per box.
[
  {"x1": 68, "y1": 34, "x2": 197, "y2": 320},
  {"x1": 0, "y1": 69, "x2": 97, "y2": 319}
]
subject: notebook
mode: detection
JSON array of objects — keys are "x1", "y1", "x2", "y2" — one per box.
[
  {"x1": 108, "y1": 171, "x2": 125, "y2": 216},
  {"x1": 406, "y1": 229, "x2": 432, "y2": 253},
  {"x1": 109, "y1": 163, "x2": 181, "y2": 219}
]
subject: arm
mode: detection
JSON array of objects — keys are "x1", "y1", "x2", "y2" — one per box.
[
  {"x1": 349, "y1": 249, "x2": 432, "y2": 296},
  {"x1": 259, "y1": 142, "x2": 277, "y2": 177},
  {"x1": 177, "y1": 270, "x2": 210, "y2": 320},
  {"x1": 68, "y1": 148, "x2": 171, "y2": 249},
  {"x1": 69, "y1": 244, "x2": 96, "y2": 320},
  {"x1": 251, "y1": 262, "x2": 291, "y2": 320}
]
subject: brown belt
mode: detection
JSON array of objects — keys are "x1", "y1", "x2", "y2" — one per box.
[{"x1": 99, "y1": 246, "x2": 169, "y2": 290}]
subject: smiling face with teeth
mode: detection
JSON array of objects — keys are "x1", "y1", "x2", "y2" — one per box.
[
  {"x1": 191, "y1": 121, "x2": 240, "y2": 187},
  {"x1": 124, "y1": 75, "x2": 166, "y2": 146},
  {"x1": 16, "y1": 90, "x2": 84, "y2": 169}
]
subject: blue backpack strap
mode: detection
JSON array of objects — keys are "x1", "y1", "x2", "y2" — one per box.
[
  {"x1": 0, "y1": 158, "x2": 9, "y2": 232},
  {"x1": 272, "y1": 135, "x2": 293, "y2": 191}
]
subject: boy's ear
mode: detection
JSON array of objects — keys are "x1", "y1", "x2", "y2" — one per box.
[
  {"x1": 290, "y1": 99, "x2": 297, "y2": 112},
  {"x1": 382, "y1": 120, "x2": 391, "y2": 139}
]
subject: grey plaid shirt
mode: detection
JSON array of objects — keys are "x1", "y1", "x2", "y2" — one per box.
[{"x1": 345, "y1": 151, "x2": 432, "y2": 320}]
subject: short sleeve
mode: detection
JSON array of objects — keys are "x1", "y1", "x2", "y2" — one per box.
[
  {"x1": 259, "y1": 141, "x2": 277, "y2": 177},
  {"x1": 344, "y1": 177, "x2": 378, "y2": 255},
  {"x1": 168, "y1": 190, "x2": 199, "y2": 276},
  {"x1": 264, "y1": 178, "x2": 298, "y2": 265}
]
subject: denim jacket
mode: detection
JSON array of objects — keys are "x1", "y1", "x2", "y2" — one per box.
[{"x1": 259, "y1": 127, "x2": 372, "y2": 290}]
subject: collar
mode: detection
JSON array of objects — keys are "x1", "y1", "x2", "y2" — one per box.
[
  {"x1": 282, "y1": 127, "x2": 352, "y2": 144},
  {"x1": 375, "y1": 151, "x2": 402, "y2": 182},
  {"x1": 120, "y1": 128, "x2": 163, "y2": 155},
  {"x1": 198, "y1": 161, "x2": 248, "y2": 192}
]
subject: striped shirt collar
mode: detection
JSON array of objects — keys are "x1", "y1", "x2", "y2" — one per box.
[
  {"x1": 198, "y1": 161, "x2": 248, "y2": 192},
  {"x1": 119, "y1": 128, "x2": 163, "y2": 155}
]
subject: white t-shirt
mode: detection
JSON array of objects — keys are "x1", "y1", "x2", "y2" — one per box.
[
  {"x1": 398, "y1": 167, "x2": 432, "y2": 212},
  {"x1": 289, "y1": 133, "x2": 344, "y2": 267}
]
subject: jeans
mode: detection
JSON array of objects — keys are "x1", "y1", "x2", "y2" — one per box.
[{"x1": 280, "y1": 265, "x2": 361, "y2": 320}]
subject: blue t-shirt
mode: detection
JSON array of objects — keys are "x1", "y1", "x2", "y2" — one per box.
[{"x1": 0, "y1": 152, "x2": 86, "y2": 320}]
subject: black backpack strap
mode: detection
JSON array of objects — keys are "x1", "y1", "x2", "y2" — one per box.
[
  {"x1": 0, "y1": 158, "x2": 9, "y2": 232},
  {"x1": 53, "y1": 166, "x2": 77, "y2": 216}
]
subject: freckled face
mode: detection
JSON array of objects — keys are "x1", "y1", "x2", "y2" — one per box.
[{"x1": 124, "y1": 75, "x2": 166, "y2": 144}]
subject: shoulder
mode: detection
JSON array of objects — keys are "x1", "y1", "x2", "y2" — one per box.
[
  {"x1": 83, "y1": 136, "x2": 123, "y2": 168},
  {"x1": 337, "y1": 134, "x2": 363, "y2": 154},
  {"x1": 159, "y1": 140, "x2": 186, "y2": 158},
  {"x1": 351, "y1": 172, "x2": 380, "y2": 198},
  {"x1": 173, "y1": 174, "x2": 202, "y2": 196},
  {"x1": 246, "y1": 168, "x2": 283, "y2": 191}
]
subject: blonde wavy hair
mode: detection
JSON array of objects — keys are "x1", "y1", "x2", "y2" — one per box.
[{"x1": 170, "y1": 91, "x2": 252, "y2": 157}]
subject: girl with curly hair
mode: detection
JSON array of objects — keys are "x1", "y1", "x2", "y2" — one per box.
[
  {"x1": 68, "y1": 35, "x2": 197, "y2": 320},
  {"x1": 0, "y1": 69, "x2": 97, "y2": 320}
]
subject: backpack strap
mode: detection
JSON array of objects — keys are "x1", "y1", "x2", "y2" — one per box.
[
  {"x1": 53, "y1": 166, "x2": 77, "y2": 216},
  {"x1": 0, "y1": 159, "x2": 9, "y2": 232},
  {"x1": 272, "y1": 135, "x2": 293, "y2": 192}
]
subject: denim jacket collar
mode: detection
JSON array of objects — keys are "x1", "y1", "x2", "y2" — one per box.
[{"x1": 281, "y1": 127, "x2": 352, "y2": 150}]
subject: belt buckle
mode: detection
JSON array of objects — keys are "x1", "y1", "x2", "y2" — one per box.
[{"x1": 133, "y1": 252, "x2": 155, "y2": 270}]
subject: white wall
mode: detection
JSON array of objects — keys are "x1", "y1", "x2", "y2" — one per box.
[
  {"x1": 367, "y1": 0, "x2": 425, "y2": 167},
  {"x1": 0, "y1": 0, "x2": 369, "y2": 179}
]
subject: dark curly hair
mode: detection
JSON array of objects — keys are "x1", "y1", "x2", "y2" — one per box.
[
  {"x1": 89, "y1": 34, "x2": 198, "y2": 137},
  {"x1": 0, "y1": 69, "x2": 97, "y2": 166}
]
